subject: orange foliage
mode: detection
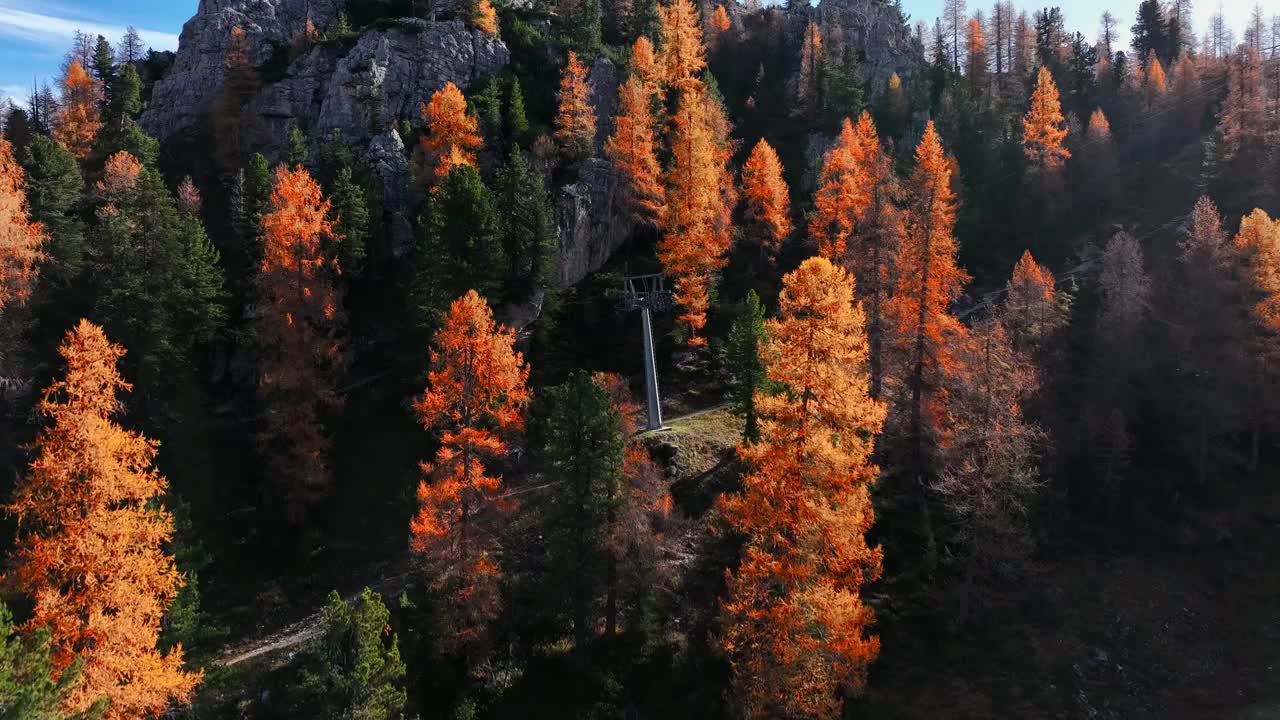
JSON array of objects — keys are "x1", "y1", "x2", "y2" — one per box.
[
  {"x1": 720, "y1": 257, "x2": 885, "y2": 719},
  {"x1": 469, "y1": 0, "x2": 499, "y2": 35},
  {"x1": 710, "y1": 5, "x2": 732, "y2": 33},
  {"x1": 53, "y1": 60, "x2": 103, "y2": 159},
  {"x1": 411, "y1": 290, "x2": 529, "y2": 657},
  {"x1": 1022, "y1": 66, "x2": 1070, "y2": 171},
  {"x1": 659, "y1": 85, "x2": 734, "y2": 345},
  {"x1": 810, "y1": 116, "x2": 873, "y2": 258},
  {"x1": 1004, "y1": 250, "x2": 1068, "y2": 355},
  {"x1": 814, "y1": 112, "x2": 902, "y2": 398},
  {"x1": 796, "y1": 21, "x2": 823, "y2": 117},
  {"x1": 97, "y1": 151, "x2": 144, "y2": 197},
  {"x1": 1086, "y1": 107, "x2": 1112, "y2": 143},
  {"x1": 739, "y1": 138, "x2": 791, "y2": 256},
  {"x1": 1144, "y1": 50, "x2": 1168, "y2": 93},
  {"x1": 630, "y1": 36, "x2": 663, "y2": 100},
  {"x1": 419, "y1": 82, "x2": 484, "y2": 191},
  {"x1": 706, "y1": 4, "x2": 732, "y2": 51},
  {"x1": 606, "y1": 76, "x2": 665, "y2": 226},
  {"x1": 0, "y1": 137, "x2": 46, "y2": 313},
  {"x1": 658, "y1": 0, "x2": 707, "y2": 91},
  {"x1": 1231, "y1": 209, "x2": 1280, "y2": 332},
  {"x1": 966, "y1": 17, "x2": 988, "y2": 94},
  {"x1": 9, "y1": 320, "x2": 200, "y2": 719},
  {"x1": 254, "y1": 165, "x2": 346, "y2": 519},
  {"x1": 1217, "y1": 47, "x2": 1267, "y2": 164},
  {"x1": 886, "y1": 121, "x2": 969, "y2": 461},
  {"x1": 554, "y1": 51, "x2": 598, "y2": 161}
]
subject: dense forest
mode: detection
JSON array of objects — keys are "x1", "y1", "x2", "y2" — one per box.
[{"x1": 0, "y1": 0, "x2": 1278, "y2": 717}]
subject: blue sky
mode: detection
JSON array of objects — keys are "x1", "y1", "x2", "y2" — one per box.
[
  {"x1": 0, "y1": 0, "x2": 1260, "y2": 107},
  {"x1": 0, "y1": 0, "x2": 193, "y2": 105}
]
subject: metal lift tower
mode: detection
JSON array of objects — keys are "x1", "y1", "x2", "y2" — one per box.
[{"x1": 620, "y1": 274, "x2": 670, "y2": 431}]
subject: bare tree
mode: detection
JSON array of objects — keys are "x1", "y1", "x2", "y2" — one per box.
[
  {"x1": 118, "y1": 26, "x2": 144, "y2": 65},
  {"x1": 943, "y1": 0, "x2": 967, "y2": 72}
]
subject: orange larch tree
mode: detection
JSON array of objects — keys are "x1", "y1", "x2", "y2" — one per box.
[
  {"x1": 1229, "y1": 209, "x2": 1280, "y2": 471},
  {"x1": 0, "y1": 137, "x2": 45, "y2": 315},
  {"x1": 411, "y1": 290, "x2": 529, "y2": 658},
  {"x1": 253, "y1": 165, "x2": 346, "y2": 520},
  {"x1": 708, "y1": 4, "x2": 732, "y2": 44},
  {"x1": 1214, "y1": 46, "x2": 1268, "y2": 190},
  {"x1": 809, "y1": 113, "x2": 902, "y2": 398},
  {"x1": 606, "y1": 76, "x2": 665, "y2": 226},
  {"x1": 630, "y1": 36, "x2": 663, "y2": 101},
  {"x1": 809, "y1": 116, "x2": 873, "y2": 260},
  {"x1": 885, "y1": 120, "x2": 970, "y2": 488},
  {"x1": 419, "y1": 82, "x2": 484, "y2": 191},
  {"x1": 53, "y1": 60, "x2": 103, "y2": 159},
  {"x1": 796, "y1": 20, "x2": 824, "y2": 118},
  {"x1": 467, "y1": 0, "x2": 498, "y2": 35},
  {"x1": 934, "y1": 314, "x2": 1045, "y2": 601},
  {"x1": 1022, "y1": 66, "x2": 1070, "y2": 172},
  {"x1": 1143, "y1": 49, "x2": 1168, "y2": 103},
  {"x1": 966, "y1": 16, "x2": 989, "y2": 99},
  {"x1": 847, "y1": 112, "x2": 902, "y2": 400},
  {"x1": 659, "y1": 85, "x2": 733, "y2": 345},
  {"x1": 657, "y1": 0, "x2": 707, "y2": 91},
  {"x1": 0, "y1": 136, "x2": 48, "y2": 387},
  {"x1": 1003, "y1": 250, "x2": 1070, "y2": 358},
  {"x1": 554, "y1": 51, "x2": 598, "y2": 162},
  {"x1": 719, "y1": 256, "x2": 885, "y2": 719},
  {"x1": 8, "y1": 320, "x2": 200, "y2": 719},
  {"x1": 1086, "y1": 107, "x2": 1112, "y2": 143},
  {"x1": 739, "y1": 138, "x2": 791, "y2": 257}
]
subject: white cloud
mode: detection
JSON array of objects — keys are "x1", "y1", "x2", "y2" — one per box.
[
  {"x1": 0, "y1": 83, "x2": 26, "y2": 108},
  {"x1": 0, "y1": 5, "x2": 179, "y2": 53}
]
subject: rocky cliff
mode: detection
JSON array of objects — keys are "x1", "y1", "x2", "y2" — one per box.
[
  {"x1": 814, "y1": 0, "x2": 923, "y2": 96},
  {"x1": 143, "y1": 0, "x2": 920, "y2": 290}
]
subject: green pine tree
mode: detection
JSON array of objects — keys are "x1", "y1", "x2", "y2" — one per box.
[
  {"x1": 725, "y1": 290, "x2": 771, "y2": 442},
  {"x1": 22, "y1": 136, "x2": 88, "y2": 288},
  {"x1": 823, "y1": 57, "x2": 866, "y2": 129},
  {"x1": 104, "y1": 63, "x2": 143, "y2": 130},
  {"x1": 286, "y1": 124, "x2": 310, "y2": 168},
  {"x1": 90, "y1": 164, "x2": 227, "y2": 417},
  {"x1": 505, "y1": 76, "x2": 531, "y2": 147},
  {"x1": 412, "y1": 164, "x2": 506, "y2": 330},
  {"x1": 91, "y1": 35, "x2": 116, "y2": 87},
  {"x1": 298, "y1": 589, "x2": 407, "y2": 720},
  {"x1": 247, "y1": 152, "x2": 274, "y2": 219},
  {"x1": 0, "y1": 602, "x2": 106, "y2": 720},
  {"x1": 541, "y1": 371, "x2": 625, "y2": 654},
  {"x1": 470, "y1": 77, "x2": 504, "y2": 142},
  {"x1": 497, "y1": 146, "x2": 557, "y2": 298},
  {"x1": 559, "y1": 0, "x2": 603, "y2": 55},
  {"x1": 327, "y1": 166, "x2": 370, "y2": 278}
]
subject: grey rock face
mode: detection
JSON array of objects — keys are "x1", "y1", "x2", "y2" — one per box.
[
  {"x1": 555, "y1": 158, "x2": 628, "y2": 288},
  {"x1": 143, "y1": 0, "x2": 509, "y2": 257},
  {"x1": 551, "y1": 55, "x2": 628, "y2": 288},
  {"x1": 243, "y1": 20, "x2": 509, "y2": 153},
  {"x1": 143, "y1": 0, "x2": 347, "y2": 140},
  {"x1": 362, "y1": 129, "x2": 415, "y2": 255},
  {"x1": 813, "y1": 0, "x2": 924, "y2": 97}
]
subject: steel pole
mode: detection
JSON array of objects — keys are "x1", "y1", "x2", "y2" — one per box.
[{"x1": 640, "y1": 306, "x2": 663, "y2": 431}]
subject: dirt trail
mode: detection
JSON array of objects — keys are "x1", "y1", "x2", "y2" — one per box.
[
  {"x1": 217, "y1": 570, "x2": 413, "y2": 667},
  {"x1": 215, "y1": 404, "x2": 728, "y2": 668}
]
